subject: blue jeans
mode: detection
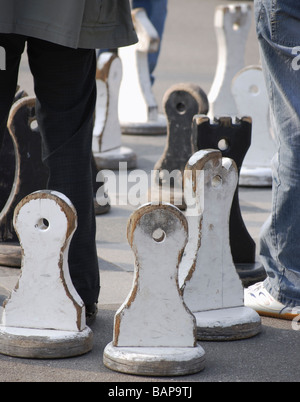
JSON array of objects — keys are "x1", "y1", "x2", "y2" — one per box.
[
  {"x1": 255, "y1": 0, "x2": 300, "y2": 306},
  {"x1": 132, "y1": 0, "x2": 168, "y2": 84}
]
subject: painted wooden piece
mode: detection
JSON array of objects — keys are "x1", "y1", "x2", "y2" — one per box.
[
  {"x1": 0, "y1": 95, "x2": 107, "y2": 268},
  {"x1": 208, "y1": 4, "x2": 252, "y2": 118},
  {"x1": 118, "y1": 8, "x2": 167, "y2": 135},
  {"x1": 0, "y1": 191, "x2": 93, "y2": 358},
  {"x1": 232, "y1": 65, "x2": 275, "y2": 187},
  {"x1": 0, "y1": 87, "x2": 28, "y2": 217},
  {"x1": 179, "y1": 150, "x2": 261, "y2": 341},
  {"x1": 192, "y1": 115, "x2": 266, "y2": 287},
  {"x1": 0, "y1": 97, "x2": 48, "y2": 268},
  {"x1": 150, "y1": 83, "x2": 209, "y2": 209},
  {"x1": 93, "y1": 52, "x2": 136, "y2": 170},
  {"x1": 103, "y1": 203, "x2": 205, "y2": 376}
]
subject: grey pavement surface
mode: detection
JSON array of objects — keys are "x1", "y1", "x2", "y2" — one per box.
[{"x1": 0, "y1": 0, "x2": 299, "y2": 384}]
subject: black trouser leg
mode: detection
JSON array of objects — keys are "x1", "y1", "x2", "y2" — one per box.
[{"x1": 27, "y1": 38, "x2": 99, "y2": 306}]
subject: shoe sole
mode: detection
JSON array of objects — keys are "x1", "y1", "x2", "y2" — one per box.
[{"x1": 256, "y1": 310, "x2": 298, "y2": 321}]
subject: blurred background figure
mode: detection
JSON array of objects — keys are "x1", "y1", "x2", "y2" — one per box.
[{"x1": 132, "y1": 0, "x2": 168, "y2": 84}]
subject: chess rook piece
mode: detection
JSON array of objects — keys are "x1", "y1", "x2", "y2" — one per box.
[
  {"x1": 179, "y1": 150, "x2": 261, "y2": 341},
  {"x1": 118, "y1": 8, "x2": 167, "y2": 135},
  {"x1": 0, "y1": 191, "x2": 93, "y2": 358},
  {"x1": 0, "y1": 97, "x2": 48, "y2": 268},
  {"x1": 192, "y1": 115, "x2": 267, "y2": 287},
  {"x1": 208, "y1": 4, "x2": 252, "y2": 118},
  {"x1": 150, "y1": 83, "x2": 208, "y2": 209},
  {"x1": 103, "y1": 203, "x2": 205, "y2": 376},
  {"x1": 232, "y1": 65, "x2": 276, "y2": 187},
  {"x1": 93, "y1": 52, "x2": 136, "y2": 170}
]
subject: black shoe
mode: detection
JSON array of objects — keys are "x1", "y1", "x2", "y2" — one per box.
[{"x1": 86, "y1": 303, "x2": 98, "y2": 326}]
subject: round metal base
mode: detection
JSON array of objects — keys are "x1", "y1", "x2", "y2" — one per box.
[{"x1": 103, "y1": 342, "x2": 206, "y2": 377}]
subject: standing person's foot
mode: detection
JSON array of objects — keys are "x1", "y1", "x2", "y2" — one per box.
[{"x1": 244, "y1": 282, "x2": 300, "y2": 320}]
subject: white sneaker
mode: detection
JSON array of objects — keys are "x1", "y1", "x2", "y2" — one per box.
[{"x1": 244, "y1": 282, "x2": 300, "y2": 320}]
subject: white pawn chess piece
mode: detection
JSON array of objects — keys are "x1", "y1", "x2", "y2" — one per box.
[
  {"x1": 118, "y1": 8, "x2": 167, "y2": 135},
  {"x1": 179, "y1": 150, "x2": 261, "y2": 341},
  {"x1": 231, "y1": 65, "x2": 276, "y2": 186},
  {"x1": 103, "y1": 203, "x2": 205, "y2": 376},
  {"x1": 208, "y1": 4, "x2": 252, "y2": 118},
  {"x1": 0, "y1": 190, "x2": 93, "y2": 358},
  {"x1": 93, "y1": 52, "x2": 136, "y2": 170}
]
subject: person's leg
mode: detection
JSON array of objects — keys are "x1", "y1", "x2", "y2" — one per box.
[
  {"x1": 27, "y1": 38, "x2": 100, "y2": 309},
  {"x1": 132, "y1": 0, "x2": 168, "y2": 83},
  {"x1": 246, "y1": 0, "x2": 300, "y2": 311},
  {"x1": 0, "y1": 34, "x2": 26, "y2": 145}
]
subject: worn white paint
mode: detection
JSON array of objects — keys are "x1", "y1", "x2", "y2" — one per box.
[
  {"x1": 180, "y1": 150, "x2": 243, "y2": 312},
  {"x1": 1, "y1": 190, "x2": 85, "y2": 332},
  {"x1": 103, "y1": 203, "x2": 205, "y2": 376},
  {"x1": 179, "y1": 150, "x2": 261, "y2": 340},
  {"x1": 114, "y1": 203, "x2": 195, "y2": 348},
  {"x1": 194, "y1": 306, "x2": 260, "y2": 329},
  {"x1": 103, "y1": 342, "x2": 206, "y2": 376},
  {"x1": 231, "y1": 65, "x2": 276, "y2": 187},
  {"x1": 177, "y1": 164, "x2": 205, "y2": 289},
  {"x1": 118, "y1": 8, "x2": 166, "y2": 134},
  {"x1": 0, "y1": 325, "x2": 91, "y2": 340},
  {"x1": 208, "y1": 4, "x2": 252, "y2": 118},
  {"x1": 93, "y1": 52, "x2": 136, "y2": 170}
]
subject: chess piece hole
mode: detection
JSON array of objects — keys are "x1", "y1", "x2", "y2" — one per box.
[
  {"x1": 152, "y1": 228, "x2": 166, "y2": 243},
  {"x1": 211, "y1": 175, "x2": 222, "y2": 188},
  {"x1": 233, "y1": 22, "x2": 240, "y2": 31},
  {"x1": 249, "y1": 85, "x2": 259, "y2": 95},
  {"x1": 176, "y1": 102, "x2": 186, "y2": 115},
  {"x1": 29, "y1": 118, "x2": 38, "y2": 131},
  {"x1": 36, "y1": 218, "x2": 50, "y2": 231},
  {"x1": 218, "y1": 138, "x2": 229, "y2": 151}
]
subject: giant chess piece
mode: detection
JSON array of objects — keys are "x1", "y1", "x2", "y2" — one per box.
[
  {"x1": 0, "y1": 95, "x2": 106, "y2": 268},
  {"x1": 232, "y1": 65, "x2": 276, "y2": 187},
  {"x1": 192, "y1": 115, "x2": 267, "y2": 287},
  {"x1": 208, "y1": 4, "x2": 252, "y2": 118},
  {"x1": 118, "y1": 8, "x2": 167, "y2": 135},
  {"x1": 103, "y1": 203, "x2": 205, "y2": 376},
  {"x1": 0, "y1": 191, "x2": 93, "y2": 358},
  {"x1": 93, "y1": 52, "x2": 136, "y2": 170},
  {"x1": 150, "y1": 83, "x2": 208, "y2": 209},
  {"x1": 179, "y1": 150, "x2": 261, "y2": 341},
  {"x1": 0, "y1": 97, "x2": 48, "y2": 268}
]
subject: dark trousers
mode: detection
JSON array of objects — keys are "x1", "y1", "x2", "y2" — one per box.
[{"x1": 0, "y1": 34, "x2": 100, "y2": 306}]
